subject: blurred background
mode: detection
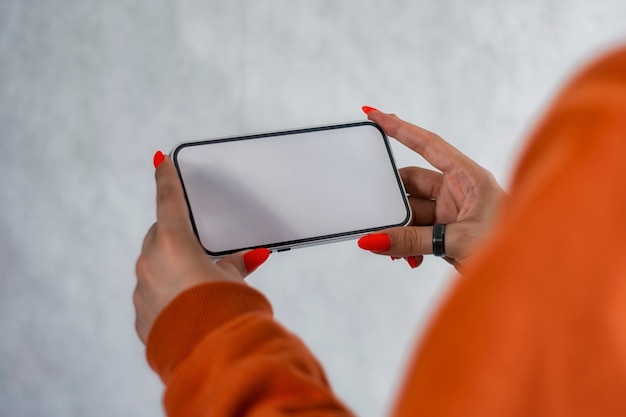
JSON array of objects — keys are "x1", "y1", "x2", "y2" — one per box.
[{"x1": 1, "y1": 1, "x2": 625, "y2": 416}]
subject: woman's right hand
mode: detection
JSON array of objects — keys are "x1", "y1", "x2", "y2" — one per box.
[{"x1": 358, "y1": 107, "x2": 506, "y2": 272}]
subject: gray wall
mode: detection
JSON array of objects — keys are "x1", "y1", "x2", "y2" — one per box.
[{"x1": 1, "y1": 1, "x2": 625, "y2": 416}]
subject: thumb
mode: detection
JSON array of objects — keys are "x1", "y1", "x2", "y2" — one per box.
[
  {"x1": 216, "y1": 248, "x2": 271, "y2": 278},
  {"x1": 154, "y1": 151, "x2": 193, "y2": 233}
]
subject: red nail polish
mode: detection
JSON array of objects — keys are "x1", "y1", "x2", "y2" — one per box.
[
  {"x1": 244, "y1": 248, "x2": 271, "y2": 272},
  {"x1": 153, "y1": 150, "x2": 165, "y2": 169},
  {"x1": 362, "y1": 106, "x2": 379, "y2": 115},
  {"x1": 358, "y1": 234, "x2": 391, "y2": 251},
  {"x1": 390, "y1": 256, "x2": 400, "y2": 261},
  {"x1": 406, "y1": 256, "x2": 419, "y2": 269}
]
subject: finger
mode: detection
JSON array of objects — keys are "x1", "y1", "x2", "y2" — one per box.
[
  {"x1": 405, "y1": 255, "x2": 424, "y2": 269},
  {"x1": 368, "y1": 111, "x2": 473, "y2": 173},
  {"x1": 132, "y1": 286, "x2": 149, "y2": 344},
  {"x1": 382, "y1": 226, "x2": 435, "y2": 257},
  {"x1": 407, "y1": 196, "x2": 436, "y2": 226},
  {"x1": 384, "y1": 224, "x2": 466, "y2": 258},
  {"x1": 155, "y1": 154, "x2": 192, "y2": 232},
  {"x1": 446, "y1": 256, "x2": 465, "y2": 274},
  {"x1": 216, "y1": 248, "x2": 271, "y2": 279},
  {"x1": 359, "y1": 224, "x2": 461, "y2": 258},
  {"x1": 399, "y1": 166, "x2": 443, "y2": 199}
]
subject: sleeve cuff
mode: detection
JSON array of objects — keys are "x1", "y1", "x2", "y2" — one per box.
[{"x1": 146, "y1": 281, "x2": 273, "y2": 383}]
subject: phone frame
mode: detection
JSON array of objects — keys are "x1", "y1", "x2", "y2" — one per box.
[{"x1": 171, "y1": 121, "x2": 411, "y2": 257}]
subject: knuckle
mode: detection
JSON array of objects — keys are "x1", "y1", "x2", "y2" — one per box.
[
  {"x1": 135, "y1": 256, "x2": 148, "y2": 279},
  {"x1": 386, "y1": 114, "x2": 401, "y2": 133},
  {"x1": 413, "y1": 230, "x2": 428, "y2": 253},
  {"x1": 397, "y1": 229, "x2": 425, "y2": 254},
  {"x1": 156, "y1": 226, "x2": 203, "y2": 258},
  {"x1": 132, "y1": 287, "x2": 141, "y2": 307},
  {"x1": 156, "y1": 227, "x2": 183, "y2": 253},
  {"x1": 399, "y1": 231, "x2": 414, "y2": 252},
  {"x1": 141, "y1": 223, "x2": 157, "y2": 249},
  {"x1": 395, "y1": 122, "x2": 407, "y2": 137},
  {"x1": 135, "y1": 319, "x2": 143, "y2": 339}
]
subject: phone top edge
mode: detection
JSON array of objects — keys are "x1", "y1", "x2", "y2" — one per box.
[{"x1": 169, "y1": 120, "x2": 384, "y2": 155}]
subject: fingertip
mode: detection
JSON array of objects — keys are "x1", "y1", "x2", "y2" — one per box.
[
  {"x1": 153, "y1": 151, "x2": 192, "y2": 230},
  {"x1": 361, "y1": 105, "x2": 379, "y2": 115},
  {"x1": 153, "y1": 150, "x2": 165, "y2": 169},
  {"x1": 357, "y1": 233, "x2": 391, "y2": 252},
  {"x1": 244, "y1": 248, "x2": 271, "y2": 273},
  {"x1": 405, "y1": 256, "x2": 423, "y2": 269},
  {"x1": 361, "y1": 106, "x2": 382, "y2": 116}
]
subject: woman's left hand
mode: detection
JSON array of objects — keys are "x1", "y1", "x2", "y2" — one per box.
[
  {"x1": 133, "y1": 153, "x2": 271, "y2": 344},
  {"x1": 357, "y1": 108, "x2": 506, "y2": 272}
]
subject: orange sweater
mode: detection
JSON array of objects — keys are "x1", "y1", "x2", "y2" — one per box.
[{"x1": 147, "y1": 47, "x2": 626, "y2": 416}]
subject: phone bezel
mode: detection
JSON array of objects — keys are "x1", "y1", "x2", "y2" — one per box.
[{"x1": 171, "y1": 121, "x2": 411, "y2": 257}]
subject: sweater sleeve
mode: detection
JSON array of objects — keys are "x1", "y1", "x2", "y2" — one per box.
[
  {"x1": 390, "y1": 47, "x2": 626, "y2": 417},
  {"x1": 146, "y1": 281, "x2": 355, "y2": 417}
]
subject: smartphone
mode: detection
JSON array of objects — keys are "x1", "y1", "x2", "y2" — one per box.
[{"x1": 171, "y1": 121, "x2": 411, "y2": 256}]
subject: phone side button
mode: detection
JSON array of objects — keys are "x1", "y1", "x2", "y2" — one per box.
[{"x1": 277, "y1": 248, "x2": 291, "y2": 253}]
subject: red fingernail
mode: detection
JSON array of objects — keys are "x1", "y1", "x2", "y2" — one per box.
[
  {"x1": 358, "y1": 234, "x2": 391, "y2": 251},
  {"x1": 244, "y1": 248, "x2": 271, "y2": 272},
  {"x1": 153, "y1": 150, "x2": 165, "y2": 169},
  {"x1": 361, "y1": 105, "x2": 379, "y2": 115},
  {"x1": 406, "y1": 256, "x2": 419, "y2": 269},
  {"x1": 390, "y1": 256, "x2": 400, "y2": 261}
]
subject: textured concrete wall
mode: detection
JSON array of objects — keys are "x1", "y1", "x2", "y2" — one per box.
[{"x1": 1, "y1": 1, "x2": 625, "y2": 416}]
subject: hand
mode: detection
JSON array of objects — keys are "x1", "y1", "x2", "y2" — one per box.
[
  {"x1": 133, "y1": 152, "x2": 271, "y2": 344},
  {"x1": 358, "y1": 108, "x2": 506, "y2": 272}
]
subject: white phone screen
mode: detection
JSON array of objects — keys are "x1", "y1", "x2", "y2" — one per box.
[{"x1": 172, "y1": 121, "x2": 411, "y2": 256}]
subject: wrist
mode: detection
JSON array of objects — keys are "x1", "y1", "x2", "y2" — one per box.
[{"x1": 146, "y1": 281, "x2": 273, "y2": 383}]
